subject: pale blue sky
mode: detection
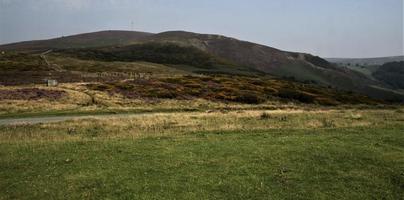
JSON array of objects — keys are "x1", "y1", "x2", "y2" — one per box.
[{"x1": 0, "y1": 0, "x2": 403, "y2": 57}]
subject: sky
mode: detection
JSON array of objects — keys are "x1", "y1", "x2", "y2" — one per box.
[{"x1": 0, "y1": 0, "x2": 403, "y2": 58}]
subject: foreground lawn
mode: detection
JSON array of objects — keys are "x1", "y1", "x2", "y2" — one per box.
[{"x1": 1, "y1": 125, "x2": 403, "y2": 199}]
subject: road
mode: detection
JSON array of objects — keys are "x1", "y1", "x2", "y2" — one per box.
[
  {"x1": 0, "y1": 109, "x2": 317, "y2": 126},
  {"x1": 0, "y1": 113, "x2": 153, "y2": 126}
]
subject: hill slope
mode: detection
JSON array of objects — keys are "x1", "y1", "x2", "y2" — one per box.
[
  {"x1": 326, "y1": 56, "x2": 404, "y2": 66},
  {"x1": 373, "y1": 61, "x2": 404, "y2": 89},
  {"x1": 1, "y1": 30, "x2": 403, "y2": 101},
  {"x1": 138, "y1": 32, "x2": 381, "y2": 82}
]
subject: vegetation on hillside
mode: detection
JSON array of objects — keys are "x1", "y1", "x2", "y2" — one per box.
[
  {"x1": 373, "y1": 61, "x2": 404, "y2": 89},
  {"x1": 0, "y1": 52, "x2": 49, "y2": 71},
  {"x1": 60, "y1": 43, "x2": 235, "y2": 69},
  {"x1": 0, "y1": 88, "x2": 65, "y2": 101},
  {"x1": 304, "y1": 54, "x2": 336, "y2": 69},
  {"x1": 87, "y1": 75, "x2": 379, "y2": 105}
]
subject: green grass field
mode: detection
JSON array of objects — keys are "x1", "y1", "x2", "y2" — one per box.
[
  {"x1": 0, "y1": 109, "x2": 403, "y2": 199},
  {"x1": 1, "y1": 126, "x2": 403, "y2": 200}
]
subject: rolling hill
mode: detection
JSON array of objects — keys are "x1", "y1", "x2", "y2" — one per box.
[
  {"x1": 326, "y1": 56, "x2": 404, "y2": 66},
  {"x1": 1, "y1": 30, "x2": 403, "y2": 102}
]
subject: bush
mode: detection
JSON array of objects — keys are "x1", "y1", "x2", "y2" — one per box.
[
  {"x1": 277, "y1": 89, "x2": 315, "y2": 103},
  {"x1": 260, "y1": 112, "x2": 271, "y2": 120},
  {"x1": 321, "y1": 119, "x2": 335, "y2": 128},
  {"x1": 114, "y1": 83, "x2": 135, "y2": 90},
  {"x1": 234, "y1": 91, "x2": 266, "y2": 104},
  {"x1": 153, "y1": 89, "x2": 177, "y2": 99},
  {"x1": 87, "y1": 84, "x2": 111, "y2": 91}
]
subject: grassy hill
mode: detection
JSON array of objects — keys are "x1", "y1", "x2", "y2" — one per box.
[{"x1": 1, "y1": 30, "x2": 403, "y2": 102}]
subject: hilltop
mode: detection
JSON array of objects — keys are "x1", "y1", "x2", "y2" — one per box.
[{"x1": 0, "y1": 30, "x2": 153, "y2": 51}]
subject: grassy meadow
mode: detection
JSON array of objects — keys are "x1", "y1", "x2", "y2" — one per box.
[{"x1": 1, "y1": 108, "x2": 403, "y2": 199}]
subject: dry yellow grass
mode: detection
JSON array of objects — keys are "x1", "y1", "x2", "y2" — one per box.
[
  {"x1": 0, "y1": 85, "x2": 92, "y2": 115},
  {"x1": 1, "y1": 108, "x2": 402, "y2": 143}
]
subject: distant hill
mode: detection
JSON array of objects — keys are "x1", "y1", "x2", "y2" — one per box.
[
  {"x1": 1, "y1": 30, "x2": 403, "y2": 102},
  {"x1": 0, "y1": 30, "x2": 153, "y2": 51},
  {"x1": 326, "y1": 56, "x2": 404, "y2": 66}
]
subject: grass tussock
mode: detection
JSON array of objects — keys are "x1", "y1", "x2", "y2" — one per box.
[{"x1": 260, "y1": 112, "x2": 272, "y2": 120}]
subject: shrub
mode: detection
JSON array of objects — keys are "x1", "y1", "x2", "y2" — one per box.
[
  {"x1": 114, "y1": 83, "x2": 135, "y2": 90},
  {"x1": 260, "y1": 112, "x2": 271, "y2": 120},
  {"x1": 321, "y1": 119, "x2": 335, "y2": 128},
  {"x1": 234, "y1": 91, "x2": 266, "y2": 104},
  {"x1": 153, "y1": 89, "x2": 177, "y2": 99},
  {"x1": 349, "y1": 113, "x2": 363, "y2": 120},
  {"x1": 184, "y1": 83, "x2": 202, "y2": 89},
  {"x1": 277, "y1": 89, "x2": 315, "y2": 103},
  {"x1": 87, "y1": 84, "x2": 111, "y2": 91},
  {"x1": 395, "y1": 109, "x2": 404, "y2": 114}
]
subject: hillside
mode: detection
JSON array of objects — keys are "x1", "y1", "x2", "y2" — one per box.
[
  {"x1": 373, "y1": 61, "x2": 404, "y2": 89},
  {"x1": 57, "y1": 42, "x2": 262, "y2": 76},
  {"x1": 326, "y1": 56, "x2": 404, "y2": 66},
  {"x1": 145, "y1": 32, "x2": 374, "y2": 84},
  {"x1": 1, "y1": 30, "x2": 404, "y2": 102}
]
